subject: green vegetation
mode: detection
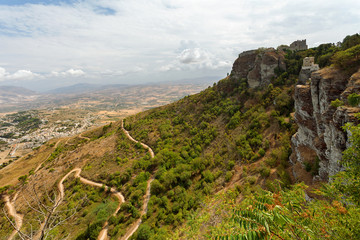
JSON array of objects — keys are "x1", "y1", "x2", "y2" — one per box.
[
  {"x1": 342, "y1": 33, "x2": 360, "y2": 50},
  {"x1": 0, "y1": 159, "x2": 14, "y2": 170},
  {"x1": 331, "y1": 99, "x2": 344, "y2": 108},
  {"x1": 118, "y1": 34, "x2": 360, "y2": 239},
  {"x1": 169, "y1": 116, "x2": 360, "y2": 240},
  {"x1": 47, "y1": 145, "x2": 65, "y2": 162},
  {"x1": 8, "y1": 111, "x2": 42, "y2": 131},
  {"x1": 2, "y1": 34, "x2": 360, "y2": 239},
  {"x1": 209, "y1": 115, "x2": 360, "y2": 240},
  {"x1": 121, "y1": 50, "x2": 306, "y2": 238},
  {"x1": 18, "y1": 174, "x2": 28, "y2": 184},
  {"x1": 347, "y1": 93, "x2": 360, "y2": 107},
  {"x1": 332, "y1": 44, "x2": 360, "y2": 74}
]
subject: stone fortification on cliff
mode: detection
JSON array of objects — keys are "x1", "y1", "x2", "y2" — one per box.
[
  {"x1": 289, "y1": 40, "x2": 308, "y2": 51},
  {"x1": 298, "y1": 57, "x2": 320, "y2": 84},
  {"x1": 278, "y1": 40, "x2": 308, "y2": 52}
]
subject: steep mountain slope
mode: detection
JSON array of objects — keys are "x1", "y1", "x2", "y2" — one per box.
[
  {"x1": 0, "y1": 122, "x2": 151, "y2": 239},
  {"x1": 123, "y1": 39, "x2": 360, "y2": 239},
  {"x1": 0, "y1": 34, "x2": 360, "y2": 240},
  {"x1": 122, "y1": 48, "x2": 298, "y2": 239},
  {"x1": 0, "y1": 46, "x2": 298, "y2": 239}
]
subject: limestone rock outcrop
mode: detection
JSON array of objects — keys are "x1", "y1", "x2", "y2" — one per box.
[
  {"x1": 230, "y1": 48, "x2": 286, "y2": 88},
  {"x1": 291, "y1": 67, "x2": 360, "y2": 180}
]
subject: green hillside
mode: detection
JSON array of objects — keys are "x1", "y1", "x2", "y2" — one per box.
[
  {"x1": 1, "y1": 34, "x2": 360, "y2": 240},
  {"x1": 120, "y1": 36, "x2": 360, "y2": 239}
]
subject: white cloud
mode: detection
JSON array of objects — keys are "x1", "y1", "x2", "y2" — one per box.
[
  {"x1": 161, "y1": 47, "x2": 232, "y2": 72},
  {"x1": 0, "y1": 0, "x2": 359, "y2": 89},
  {"x1": 0, "y1": 67, "x2": 9, "y2": 80},
  {"x1": 8, "y1": 70, "x2": 38, "y2": 80},
  {"x1": 50, "y1": 69, "x2": 85, "y2": 77},
  {"x1": 178, "y1": 48, "x2": 209, "y2": 64},
  {"x1": 65, "y1": 69, "x2": 85, "y2": 76},
  {"x1": 0, "y1": 67, "x2": 38, "y2": 81},
  {"x1": 0, "y1": 66, "x2": 87, "y2": 83}
]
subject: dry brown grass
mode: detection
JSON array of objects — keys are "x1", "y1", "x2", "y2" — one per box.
[{"x1": 0, "y1": 139, "x2": 59, "y2": 187}]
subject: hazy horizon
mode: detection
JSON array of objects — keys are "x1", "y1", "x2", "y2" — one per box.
[{"x1": 0, "y1": 0, "x2": 359, "y2": 90}]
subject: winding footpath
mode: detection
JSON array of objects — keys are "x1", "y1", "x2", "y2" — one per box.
[
  {"x1": 120, "y1": 120, "x2": 155, "y2": 240},
  {"x1": 4, "y1": 193, "x2": 23, "y2": 240},
  {"x1": 58, "y1": 168, "x2": 125, "y2": 240},
  {"x1": 3, "y1": 119, "x2": 155, "y2": 240},
  {"x1": 3, "y1": 138, "x2": 63, "y2": 240},
  {"x1": 121, "y1": 120, "x2": 155, "y2": 159}
]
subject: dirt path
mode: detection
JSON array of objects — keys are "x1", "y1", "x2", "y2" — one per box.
[
  {"x1": 120, "y1": 119, "x2": 155, "y2": 240},
  {"x1": 121, "y1": 120, "x2": 154, "y2": 158},
  {"x1": 3, "y1": 138, "x2": 64, "y2": 240},
  {"x1": 78, "y1": 131, "x2": 90, "y2": 141},
  {"x1": 4, "y1": 136, "x2": 92, "y2": 240},
  {"x1": 57, "y1": 168, "x2": 124, "y2": 240},
  {"x1": 34, "y1": 138, "x2": 63, "y2": 173},
  {"x1": 4, "y1": 120, "x2": 155, "y2": 240},
  {"x1": 3, "y1": 193, "x2": 23, "y2": 240}
]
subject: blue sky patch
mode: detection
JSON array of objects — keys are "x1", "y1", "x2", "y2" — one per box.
[
  {"x1": 0, "y1": 0, "x2": 77, "y2": 6},
  {"x1": 93, "y1": 6, "x2": 116, "y2": 16}
]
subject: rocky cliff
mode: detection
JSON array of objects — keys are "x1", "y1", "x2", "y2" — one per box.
[
  {"x1": 230, "y1": 48, "x2": 286, "y2": 88},
  {"x1": 291, "y1": 67, "x2": 360, "y2": 181}
]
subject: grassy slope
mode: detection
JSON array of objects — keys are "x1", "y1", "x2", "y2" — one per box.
[
  {"x1": 0, "y1": 121, "x2": 150, "y2": 238},
  {"x1": 123, "y1": 75, "x2": 297, "y2": 239},
  {"x1": 2, "y1": 37, "x2": 357, "y2": 239},
  {"x1": 122, "y1": 40, "x2": 356, "y2": 238}
]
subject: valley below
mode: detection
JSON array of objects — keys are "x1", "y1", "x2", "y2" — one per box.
[
  {"x1": 1, "y1": 34, "x2": 360, "y2": 240},
  {"x1": 0, "y1": 80, "x2": 216, "y2": 170}
]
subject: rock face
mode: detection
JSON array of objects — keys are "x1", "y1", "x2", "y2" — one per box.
[
  {"x1": 291, "y1": 67, "x2": 360, "y2": 180},
  {"x1": 230, "y1": 48, "x2": 286, "y2": 88}
]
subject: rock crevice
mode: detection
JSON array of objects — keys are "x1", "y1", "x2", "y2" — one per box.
[{"x1": 291, "y1": 67, "x2": 360, "y2": 180}]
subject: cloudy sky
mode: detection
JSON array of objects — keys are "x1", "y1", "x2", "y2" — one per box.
[{"x1": 0, "y1": 0, "x2": 359, "y2": 91}]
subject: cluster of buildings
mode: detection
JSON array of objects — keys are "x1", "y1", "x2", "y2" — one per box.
[{"x1": 0, "y1": 113, "x2": 99, "y2": 159}]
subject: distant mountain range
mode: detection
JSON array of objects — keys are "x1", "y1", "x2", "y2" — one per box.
[
  {"x1": 0, "y1": 86, "x2": 38, "y2": 96},
  {"x1": 0, "y1": 76, "x2": 219, "y2": 112},
  {"x1": 0, "y1": 76, "x2": 220, "y2": 97},
  {"x1": 44, "y1": 83, "x2": 129, "y2": 94},
  {"x1": 0, "y1": 86, "x2": 39, "y2": 105}
]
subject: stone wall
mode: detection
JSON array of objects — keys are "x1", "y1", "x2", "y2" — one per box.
[
  {"x1": 289, "y1": 40, "x2": 308, "y2": 51},
  {"x1": 298, "y1": 57, "x2": 320, "y2": 84}
]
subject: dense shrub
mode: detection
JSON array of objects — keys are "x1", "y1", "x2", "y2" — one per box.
[
  {"x1": 347, "y1": 93, "x2": 360, "y2": 107},
  {"x1": 332, "y1": 44, "x2": 360, "y2": 73}
]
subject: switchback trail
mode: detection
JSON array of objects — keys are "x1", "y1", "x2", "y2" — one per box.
[
  {"x1": 4, "y1": 138, "x2": 63, "y2": 240},
  {"x1": 58, "y1": 168, "x2": 124, "y2": 240},
  {"x1": 4, "y1": 120, "x2": 155, "y2": 240},
  {"x1": 120, "y1": 120, "x2": 155, "y2": 240},
  {"x1": 3, "y1": 193, "x2": 23, "y2": 240},
  {"x1": 121, "y1": 120, "x2": 155, "y2": 158}
]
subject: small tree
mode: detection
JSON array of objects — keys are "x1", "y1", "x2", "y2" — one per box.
[
  {"x1": 4, "y1": 184, "x2": 86, "y2": 240},
  {"x1": 347, "y1": 93, "x2": 360, "y2": 107}
]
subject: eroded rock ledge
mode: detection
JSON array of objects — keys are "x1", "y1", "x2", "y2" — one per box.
[
  {"x1": 230, "y1": 48, "x2": 286, "y2": 88},
  {"x1": 291, "y1": 67, "x2": 360, "y2": 181}
]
